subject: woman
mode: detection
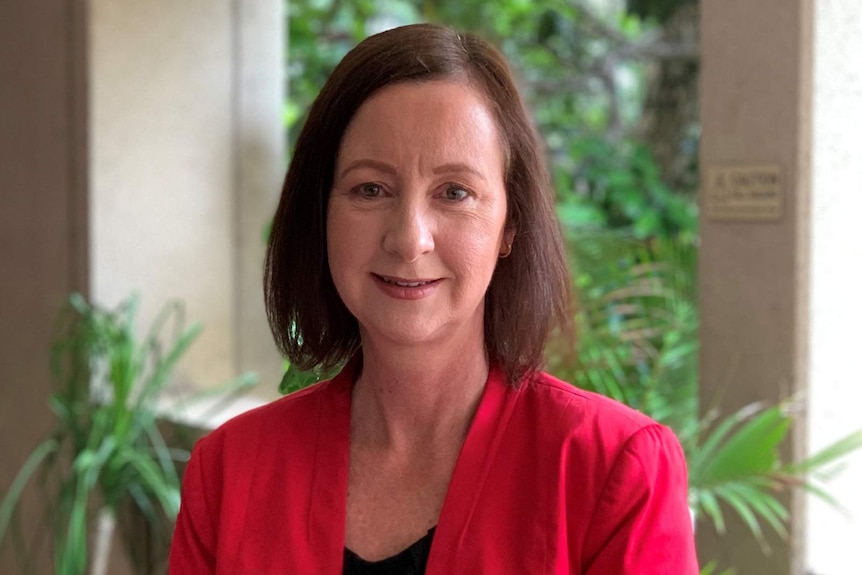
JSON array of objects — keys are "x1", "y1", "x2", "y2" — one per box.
[{"x1": 170, "y1": 23, "x2": 698, "y2": 574}]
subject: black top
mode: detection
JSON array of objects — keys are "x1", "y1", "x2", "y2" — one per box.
[{"x1": 343, "y1": 528, "x2": 436, "y2": 575}]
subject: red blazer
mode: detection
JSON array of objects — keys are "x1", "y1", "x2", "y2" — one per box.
[{"x1": 170, "y1": 363, "x2": 698, "y2": 574}]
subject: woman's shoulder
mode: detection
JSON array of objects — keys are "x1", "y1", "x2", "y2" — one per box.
[
  {"x1": 515, "y1": 374, "x2": 697, "y2": 571},
  {"x1": 520, "y1": 371, "x2": 658, "y2": 437},
  {"x1": 512, "y1": 371, "x2": 684, "y2": 473}
]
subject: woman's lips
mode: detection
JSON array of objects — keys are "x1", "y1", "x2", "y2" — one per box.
[
  {"x1": 372, "y1": 274, "x2": 441, "y2": 299},
  {"x1": 377, "y1": 274, "x2": 436, "y2": 287}
]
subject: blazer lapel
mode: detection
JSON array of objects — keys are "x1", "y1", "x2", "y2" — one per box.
[
  {"x1": 425, "y1": 368, "x2": 521, "y2": 574},
  {"x1": 306, "y1": 362, "x2": 355, "y2": 574}
]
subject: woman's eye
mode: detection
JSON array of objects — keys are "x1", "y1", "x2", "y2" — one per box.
[
  {"x1": 443, "y1": 186, "x2": 469, "y2": 201},
  {"x1": 357, "y1": 183, "x2": 383, "y2": 198}
]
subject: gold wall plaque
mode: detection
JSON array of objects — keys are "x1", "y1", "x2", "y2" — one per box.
[{"x1": 705, "y1": 165, "x2": 782, "y2": 221}]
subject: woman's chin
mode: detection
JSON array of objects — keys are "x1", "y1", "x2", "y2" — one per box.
[
  {"x1": 364, "y1": 323, "x2": 442, "y2": 347},
  {"x1": 358, "y1": 315, "x2": 461, "y2": 349}
]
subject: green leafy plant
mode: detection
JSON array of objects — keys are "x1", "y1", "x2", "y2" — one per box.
[
  {"x1": 0, "y1": 294, "x2": 257, "y2": 574},
  {"x1": 547, "y1": 228, "x2": 699, "y2": 442},
  {"x1": 555, "y1": 138, "x2": 698, "y2": 240},
  {"x1": 547, "y1": 228, "x2": 862, "y2": 553},
  {"x1": 699, "y1": 561, "x2": 736, "y2": 575},
  {"x1": 688, "y1": 401, "x2": 862, "y2": 552},
  {"x1": 278, "y1": 361, "x2": 332, "y2": 395}
]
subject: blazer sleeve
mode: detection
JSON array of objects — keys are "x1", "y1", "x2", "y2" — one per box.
[
  {"x1": 581, "y1": 424, "x2": 699, "y2": 575},
  {"x1": 169, "y1": 439, "x2": 217, "y2": 574}
]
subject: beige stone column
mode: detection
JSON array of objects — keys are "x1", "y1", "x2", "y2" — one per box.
[
  {"x1": 698, "y1": 0, "x2": 813, "y2": 573},
  {"x1": 236, "y1": 0, "x2": 287, "y2": 388},
  {"x1": 89, "y1": 0, "x2": 284, "y2": 409}
]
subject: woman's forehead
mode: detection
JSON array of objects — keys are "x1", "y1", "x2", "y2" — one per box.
[{"x1": 336, "y1": 80, "x2": 505, "y2": 176}]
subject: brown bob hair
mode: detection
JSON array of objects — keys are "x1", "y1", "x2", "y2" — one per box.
[{"x1": 264, "y1": 23, "x2": 570, "y2": 385}]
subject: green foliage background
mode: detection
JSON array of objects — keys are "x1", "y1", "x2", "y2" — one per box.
[{"x1": 286, "y1": 0, "x2": 699, "y2": 240}]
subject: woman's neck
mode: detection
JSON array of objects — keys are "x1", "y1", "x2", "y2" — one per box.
[{"x1": 350, "y1": 330, "x2": 489, "y2": 455}]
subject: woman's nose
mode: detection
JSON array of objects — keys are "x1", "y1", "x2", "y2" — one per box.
[{"x1": 382, "y1": 202, "x2": 435, "y2": 262}]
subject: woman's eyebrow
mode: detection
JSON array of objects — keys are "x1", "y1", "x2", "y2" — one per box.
[
  {"x1": 432, "y1": 162, "x2": 487, "y2": 181},
  {"x1": 338, "y1": 159, "x2": 397, "y2": 179},
  {"x1": 338, "y1": 159, "x2": 487, "y2": 182}
]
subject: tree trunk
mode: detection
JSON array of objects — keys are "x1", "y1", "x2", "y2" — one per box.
[{"x1": 638, "y1": 2, "x2": 701, "y2": 195}]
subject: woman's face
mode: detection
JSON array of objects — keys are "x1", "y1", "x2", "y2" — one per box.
[{"x1": 327, "y1": 79, "x2": 510, "y2": 348}]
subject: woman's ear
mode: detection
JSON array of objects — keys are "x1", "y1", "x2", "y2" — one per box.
[
  {"x1": 504, "y1": 227, "x2": 516, "y2": 247},
  {"x1": 499, "y1": 227, "x2": 516, "y2": 259}
]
